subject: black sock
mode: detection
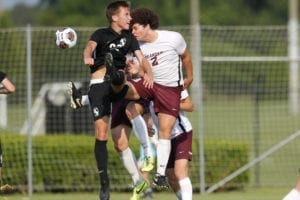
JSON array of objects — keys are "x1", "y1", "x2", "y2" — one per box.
[{"x1": 94, "y1": 139, "x2": 109, "y2": 187}]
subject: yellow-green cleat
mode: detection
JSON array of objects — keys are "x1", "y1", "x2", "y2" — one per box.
[
  {"x1": 130, "y1": 187, "x2": 141, "y2": 200},
  {"x1": 130, "y1": 180, "x2": 148, "y2": 200},
  {"x1": 141, "y1": 156, "x2": 155, "y2": 172}
]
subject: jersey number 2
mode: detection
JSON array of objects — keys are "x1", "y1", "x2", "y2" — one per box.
[{"x1": 150, "y1": 56, "x2": 158, "y2": 66}]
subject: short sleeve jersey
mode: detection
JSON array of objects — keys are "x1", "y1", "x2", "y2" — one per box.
[
  {"x1": 0, "y1": 71, "x2": 6, "y2": 82},
  {"x1": 139, "y1": 30, "x2": 187, "y2": 87},
  {"x1": 89, "y1": 27, "x2": 141, "y2": 73}
]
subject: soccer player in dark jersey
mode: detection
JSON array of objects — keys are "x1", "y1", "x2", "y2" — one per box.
[{"x1": 68, "y1": 1, "x2": 153, "y2": 200}]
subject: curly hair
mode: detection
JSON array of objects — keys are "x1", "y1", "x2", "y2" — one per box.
[{"x1": 130, "y1": 8, "x2": 159, "y2": 29}]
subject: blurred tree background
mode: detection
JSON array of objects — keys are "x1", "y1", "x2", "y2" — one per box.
[{"x1": 0, "y1": 0, "x2": 294, "y2": 28}]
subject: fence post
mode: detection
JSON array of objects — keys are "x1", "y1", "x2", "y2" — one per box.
[
  {"x1": 288, "y1": 0, "x2": 299, "y2": 115},
  {"x1": 26, "y1": 24, "x2": 33, "y2": 197}
]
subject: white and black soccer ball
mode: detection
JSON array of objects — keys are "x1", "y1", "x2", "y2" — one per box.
[{"x1": 55, "y1": 27, "x2": 77, "y2": 49}]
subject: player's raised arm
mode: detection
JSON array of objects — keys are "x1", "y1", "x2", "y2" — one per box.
[
  {"x1": 83, "y1": 40, "x2": 97, "y2": 66},
  {"x1": 181, "y1": 49, "x2": 193, "y2": 89}
]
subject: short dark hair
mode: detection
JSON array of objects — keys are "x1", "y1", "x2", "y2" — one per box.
[
  {"x1": 130, "y1": 8, "x2": 159, "y2": 30},
  {"x1": 106, "y1": 1, "x2": 131, "y2": 23}
]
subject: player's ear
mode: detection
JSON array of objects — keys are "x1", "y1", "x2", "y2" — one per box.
[{"x1": 112, "y1": 15, "x2": 118, "y2": 23}]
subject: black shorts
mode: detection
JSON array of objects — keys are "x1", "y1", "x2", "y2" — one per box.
[{"x1": 88, "y1": 82, "x2": 112, "y2": 121}]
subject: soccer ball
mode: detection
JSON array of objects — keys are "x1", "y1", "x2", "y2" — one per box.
[{"x1": 55, "y1": 27, "x2": 77, "y2": 49}]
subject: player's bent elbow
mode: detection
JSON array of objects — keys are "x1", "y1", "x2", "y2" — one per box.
[
  {"x1": 185, "y1": 102, "x2": 194, "y2": 112},
  {"x1": 8, "y1": 85, "x2": 16, "y2": 93}
]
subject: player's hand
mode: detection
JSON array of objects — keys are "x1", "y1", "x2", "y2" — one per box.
[
  {"x1": 183, "y1": 77, "x2": 193, "y2": 89},
  {"x1": 84, "y1": 58, "x2": 94, "y2": 66},
  {"x1": 143, "y1": 73, "x2": 153, "y2": 89}
]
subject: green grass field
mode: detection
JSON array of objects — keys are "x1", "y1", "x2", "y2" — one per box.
[{"x1": 0, "y1": 187, "x2": 291, "y2": 200}]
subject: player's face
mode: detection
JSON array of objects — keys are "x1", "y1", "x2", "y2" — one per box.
[
  {"x1": 131, "y1": 23, "x2": 148, "y2": 42},
  {"x1": 115, "y1": 7, "x2": 132, "y2": 30}
]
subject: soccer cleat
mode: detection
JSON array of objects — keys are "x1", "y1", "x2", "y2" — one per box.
[
  {"x1": 104, "y1": 52, "x2": 115, "y2": 82},
  {"x1": 99, "y1": 185, "x2": 110, "y2": 200},
  {"x1": 67, "y1": 82, "x2": 82, "y2": 109},
  {"x1": 135, "y1": 180, "x2": 148, "y2": 194},
  {"x1": 130, "y1": 180, "x2": 148, "y2": 200},
  {"x1": 0, "y1": 184, "x2": 13, "y2": 194},
  {"x1": 152, "y1": 173, "x2": 169, "y2": 189},
  {"x1": 141, "y1": 156, "x2": 155, "y2": 172},
  {"x1": 130, "y1": 187, "x2": 141, "y2": 200}
]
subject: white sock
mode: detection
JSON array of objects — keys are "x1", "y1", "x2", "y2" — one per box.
[
  {"x1": 179, "y1": 177, "x2": 192, "y2": 200},
  {"x1": 176, "y1": 190, "x2": 182, "y2": 200},
  {"x1": 156, "y1": 139, "x2": 171, "y2": 175},
  {"x1": 119, "y1": 147, "x2": 142, "y2": 185},
  {"x1": 81, "y1": 95, "x2": 89, "y2": 106},
  {"x1": 283, "y1": 189, "x2": 300, "y2": 200},
  {"x1": 131, "y1": 115, "x2": 152, "y2": 158}
]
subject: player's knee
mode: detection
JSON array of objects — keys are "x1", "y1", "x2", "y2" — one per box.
[
  {"x1": 95, "y1": 131, "x2": 108, "y2": 141},
  {"x1": 174, "y1": 168, "x2": 188, "y2": 180},
  {"x1": 114, "y1": 143, "x2": 128, "y2": 152},
  {"x1": 125, "y1": 102, "x2": 140, "y2": 119}
]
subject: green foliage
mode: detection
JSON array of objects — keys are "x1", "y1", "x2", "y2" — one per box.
[
  {"x1": 204, "y1": 139, "x2": 249, "y2": 188},
  {"x1": 0, "y1": 11, "x2": 13, "y2": 27},
  {"x1": 201, "y1": 0, "x2": 288, "y2": 25},
  {"x1": 5, "y1": 0, "x2": 291, "y2": 26},
  {"x1": 10, "y1": 5, "x2": 39, "y2": 26},
  {"x1": 36, "y1": 0, "x2": 109, "y2": 26},
  {"x1": 1, "y1": 134, "x2": 249, "y2": 192}
]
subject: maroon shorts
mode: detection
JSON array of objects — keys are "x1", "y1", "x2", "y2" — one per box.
[
  {"x1": 167, "y1": 131, "x2": 193, "y2": 169},
  {"x1": 129, "y1": 78, "x2": 182, "y2": 117},
  {"x1": 111, "y1": 99, "x2": 132, "y2": 129},
  {"x1": 110, "y1": 98, "x2": 151, "y2": 129}
]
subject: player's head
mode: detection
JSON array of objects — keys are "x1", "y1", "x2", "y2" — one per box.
[
  {"x1": 106, "y1": 1, "x2": 131, "y2": 23},
  {"x1": 130, "y1": 8, "x2": 159, "y2": 42},
  {"x1": 130, "y1": 8, "x2": 159, "y2": 30}
]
